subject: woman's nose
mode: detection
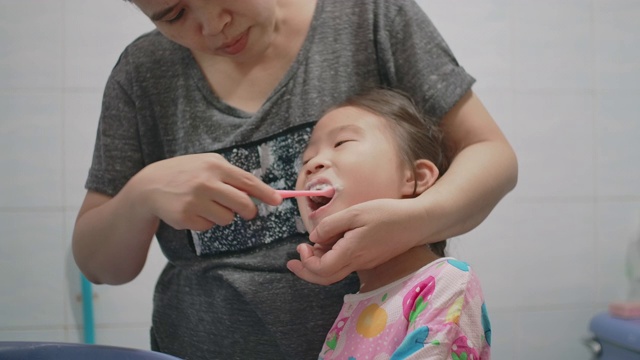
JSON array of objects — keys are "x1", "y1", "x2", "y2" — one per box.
[{"x1": 200, "y1": 6, "x2": 231, "y2": 36}]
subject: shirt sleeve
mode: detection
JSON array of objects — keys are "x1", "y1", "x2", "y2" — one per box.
[
  {"x1": 85, "y1": 50, "x2": 146, "y2": 197},
  {"x1": 390, "y1": 260, "x2": 491, "y2": 359},
  {"x1": 375, "y1": 0, "x2": 476, "y2": 120}
]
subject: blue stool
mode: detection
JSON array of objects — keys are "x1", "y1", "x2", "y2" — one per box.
[
  {"x1": 0, "y1": 342, "x2": 182, "y2": 360},
  {"x1": 587, "y1": 312, "x2": 640, "y2": 359}
]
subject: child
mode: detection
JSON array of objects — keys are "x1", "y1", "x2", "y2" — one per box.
[{"x1": 295, "y1": 88, "x2": 491, "y2": 359}]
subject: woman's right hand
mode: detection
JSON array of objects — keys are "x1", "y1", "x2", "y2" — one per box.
[
  {"x1": 132, "y1": 153, "x2": 283, "y2": 231},
  {"x1": 73, "y1": 153, "x2": 282, "y2": 285}
]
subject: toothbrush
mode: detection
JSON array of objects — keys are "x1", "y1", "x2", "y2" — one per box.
[{"x1": 276, "y1": 188, "x2": 335, "y2": 199}]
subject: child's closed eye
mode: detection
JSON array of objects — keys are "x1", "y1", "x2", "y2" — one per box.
[{"x1": 334, "y1": 139, "x2": 354, "y2": 148}]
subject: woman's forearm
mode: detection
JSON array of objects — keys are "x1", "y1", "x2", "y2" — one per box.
[
  {"x1": 415, "y1": 89, "x2": 518, "y2": 244},
  {"x1": 416, "y1": 138, "x2": 518, "y2": 243},
  {"x1": 72, "y1": 183, "x2": 159, "y2": 285}
]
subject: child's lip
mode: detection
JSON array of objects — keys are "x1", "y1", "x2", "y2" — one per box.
[{"x1": 304, "y1": 177, "x2": 333, "y2": 191}]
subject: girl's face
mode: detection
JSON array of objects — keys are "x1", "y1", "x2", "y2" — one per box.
[
  {"x1": 132, "y1": 0, "x2": 279, "y2": 60},
  {"x1": 296, "y1": 106, "x2": 416, "y2": 232}
]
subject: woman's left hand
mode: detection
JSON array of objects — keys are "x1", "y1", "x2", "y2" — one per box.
[{"x1": 287, "y1": 197, "x2": 424, "y2": 285}]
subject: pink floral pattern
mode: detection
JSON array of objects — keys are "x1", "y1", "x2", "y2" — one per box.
[{"x1": 318, "y1": 258, "x2": 491, "y2": 360}]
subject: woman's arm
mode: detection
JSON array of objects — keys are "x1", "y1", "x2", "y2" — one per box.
[
  {"x1": 415, "y1": 90, "x2": 518, "y2": 240},
  {"x1": 72, "y1": 189, "x2": 158, "y2": 285},
  {"x1": 73, "y1": 153, "x2": 283, "y2": 285},
  {"x1": 287, "y1": 90, "x2": 518, "y2": 284}
]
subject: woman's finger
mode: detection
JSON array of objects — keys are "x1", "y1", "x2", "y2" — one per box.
[
  {"x1": 287, "y1": 237, "x2": 359, "y2": 285},
  {"x1": 286, "y1": 257, "x2": 354, "y2": 286},
  {"x1": 220, "y1": 162, "x2": 282, "y2": 207},
  {"x1": 194, "y1": 199, "x2": 236, "y2": 226},
  {"x1": 203, "y1": 182, "x2": 261, "y2": 220},
  {"x1": 308, "y1": 208, "x2": 359, "y2": 246}
]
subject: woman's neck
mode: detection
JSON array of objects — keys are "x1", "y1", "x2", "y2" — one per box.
[
  {"x1": 192, "y1": 0, "x2": 317, "y2": 113},
  {"x1": 357, "y1": 246, "x2": 441, "y2": 293}
]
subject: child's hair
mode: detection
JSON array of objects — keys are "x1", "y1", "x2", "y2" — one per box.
[{"x1": 338, "y1": 88, "x2": 451, "y2": 257}]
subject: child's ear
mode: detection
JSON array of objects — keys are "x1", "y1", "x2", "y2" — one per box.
[{"x1": 401, "y1": 159, "x2": 440, "y2": 196}]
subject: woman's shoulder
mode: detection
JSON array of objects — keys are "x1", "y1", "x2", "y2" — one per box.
[
  {"x1": 119, "y1": 30, "x2": 185, "y2": 63},
  {"x1": 322, "y1": 0, "x2": 419, "y2": 11},
  {"x1": 127, "y1": 29, "x2": 177, "y2": 48},
  {"x1": 109, "y1": 30, "x2": 191, "y2": 85},
  {"x1": 319, "y1": 0, "x2": 420, "y2": 20}
]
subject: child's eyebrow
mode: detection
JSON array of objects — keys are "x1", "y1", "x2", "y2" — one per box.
[{"x1": 327, "y1": 124, "x2": 365, "y2": 138}]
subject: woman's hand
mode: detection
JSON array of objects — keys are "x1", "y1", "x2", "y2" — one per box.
[
  {"x1": 73, "y1": 153, "x2": 282, "y2": 285},
  {"x1": 287, "y1": 198, "x2": 424, "y2": 285},
  {"x1": 133, "y1": 153, "x2": 282, "y2": 231}
]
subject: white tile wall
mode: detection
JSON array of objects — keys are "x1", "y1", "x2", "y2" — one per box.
[
  {"x1": 597, "y1": 203, "x2": 640, "y2": 303},
  {"x1": 518, "y1": 309, "x2": 594, "y2": 359},
  {"x1": 0, "y1": 93, "x2": 64, "y2": 208},
  {"x1": 512, "y1": 91, "x2": 596, "y2": 199},
  {"x1": 512, "y1": 0, "x2": 595, "y2": 91},
  {"x1": 1, "y1": 0, "x2": 639, "y2": 358},
  {"x1": 596, "y1": 91, "x2": 640, "y2": 197},
  {"x1": 63, "y1": 0, "x2": 153, "y2": 89},
  {"x1": 0, "y1": 330, "x2": 67, "y2": 342},
  {"x1": 594, "y1": 0, "x2": 640, "y2": 91},
  {"x1": 0, "y1": 212, "x2": 66, "y2": 328},
  {"x1": 0, "y1": 0, "x2": 63, "y2": 89},
  {"x1": 487, "y1": 310, "x2": 518, "y2": 359}
]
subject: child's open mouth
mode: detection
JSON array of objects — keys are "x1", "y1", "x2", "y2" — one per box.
[{"x1": 306, "y1": 183, "x2": 335, "y2": 212}]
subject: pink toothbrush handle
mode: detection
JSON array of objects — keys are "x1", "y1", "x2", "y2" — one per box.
[{"x1": 276, "y1": 190, "x2": 313, "y2": 199}]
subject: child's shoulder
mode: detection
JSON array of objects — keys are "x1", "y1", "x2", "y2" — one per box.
[
  {"x1": 397, "y1": 258, "x2": 484, "y2": 319},
  {"x1": 419, "y1": 257, "x2": 475, "y2": 275},
  {"x1": 412, "y1": 257, "x2": 480, "y2": 289}
]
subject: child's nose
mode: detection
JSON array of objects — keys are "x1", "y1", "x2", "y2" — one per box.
[{"x1": 305, "y1": 158, "x2": 329, "y2": 175}]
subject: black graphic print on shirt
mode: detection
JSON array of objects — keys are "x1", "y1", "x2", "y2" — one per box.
[{"x1": 191, "y1": 125, "x2": 312, "y2": 256}]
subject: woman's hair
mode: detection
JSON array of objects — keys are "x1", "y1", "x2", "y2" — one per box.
[{"x1": 338, "y1": 88, "x2": 451, "y2": 257}]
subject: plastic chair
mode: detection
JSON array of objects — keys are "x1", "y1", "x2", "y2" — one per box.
[{"x1": 0, "y1": 342, "x2": 182, "y2": 360}]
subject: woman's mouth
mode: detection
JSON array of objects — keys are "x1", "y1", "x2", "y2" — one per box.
[{"x1": 218, "y1": 29, "x2": 249, "y2": 55}]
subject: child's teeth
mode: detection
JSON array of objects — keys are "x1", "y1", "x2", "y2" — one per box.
[{"x1": 311, "y1": 184, "x2": 329, "y2": 191}]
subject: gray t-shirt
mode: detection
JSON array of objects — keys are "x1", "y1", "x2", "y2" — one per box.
[{"x1": 87, "y1": 0, "x2": 475, "y2": 358}]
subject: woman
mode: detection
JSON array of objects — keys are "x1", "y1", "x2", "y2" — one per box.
[{"x1": 72, "y1": 0, "x2": 517, "y2": 358}]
